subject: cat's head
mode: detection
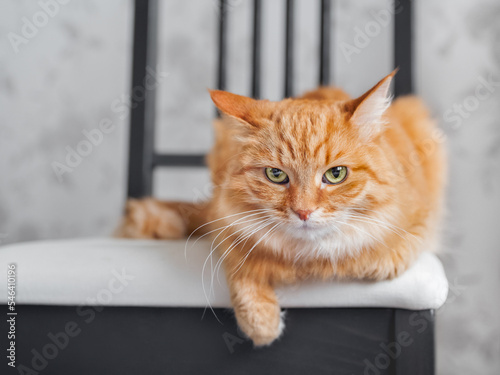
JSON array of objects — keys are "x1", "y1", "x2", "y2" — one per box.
[{"x1": 209, "y1": 72, "x2": 397, "y2": 243}]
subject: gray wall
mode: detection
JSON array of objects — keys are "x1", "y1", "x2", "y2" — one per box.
[{"x1": 1, "y1": 0, "x2": 499, "y2": 373}]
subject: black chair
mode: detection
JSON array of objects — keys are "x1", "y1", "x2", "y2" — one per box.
[{"x1": 120, "y1": 1, "x2": 433, "y2": 374}]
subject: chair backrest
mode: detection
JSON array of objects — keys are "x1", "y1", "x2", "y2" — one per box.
[{"x1": 127, "y1": 0, "x2": 413, "y2": 198}]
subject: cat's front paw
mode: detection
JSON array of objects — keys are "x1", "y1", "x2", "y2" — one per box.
[
  {"x1": 115, "y1": 198, "x2": 186, "y2": 239},
  {"x1": 364, "y1": 256, "x2": 411, "y2": 281},
  {"x1": 235, "y1": 301, "x2": 285, "y2": 346}
]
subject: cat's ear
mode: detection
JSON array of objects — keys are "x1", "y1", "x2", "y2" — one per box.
[
  {"x1": 345, "y1": 70, "x2": 396, "y2": 139},
  {"x1": 209, "y1": 90, "x2": 261, "y2": 127}
]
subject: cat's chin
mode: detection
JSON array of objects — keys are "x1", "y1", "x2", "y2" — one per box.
[{"x1": 285, "y1": 222, "x2": 333, "y2": 240}]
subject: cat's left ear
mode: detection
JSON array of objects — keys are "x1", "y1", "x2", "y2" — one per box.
[
  {"x1": 345, "y1": 70, "x2": 396, "y2": 139},
  {"x1": 209, "y1": 89, "x2": 261, "y2": 127}
]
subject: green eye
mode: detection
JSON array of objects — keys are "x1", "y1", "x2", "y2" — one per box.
[
  {"x1": 323, "y1": 166, "x2": 348, "y2": 184},
  {"x1": 265, "y1": 168, "x2": 289, "y2": 184}
]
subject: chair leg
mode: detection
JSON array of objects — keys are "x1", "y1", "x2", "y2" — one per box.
[{"x1": 392, "y1": 309, "x2": 435, "y2": 375}]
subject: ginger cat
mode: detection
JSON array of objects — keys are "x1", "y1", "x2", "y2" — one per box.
[{"x1": 116, "y1": 71, "x2": 446, "y2": 346}]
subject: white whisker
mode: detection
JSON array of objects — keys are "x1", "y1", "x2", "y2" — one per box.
[
  {"x1": 184, "y1": 208, "x2": 273, "y2": 259},
  {"x1": 207, "y1": 215, "x2": 274, "y2": 296},
  {"x1": 231, "y1": 222, "x2": 282, "y2": 277},
  {"x1": 212, "y1": 217, "x2": 276, "y2": 292},
  {"x1": 343, "y1": 212, "x2": 421, "y2": 243},
  {"x1": 198, "y1": 211, "x2": 274, "y2": 320},
  {"x1": 338, "y1": 220, "x2": 388, "y2": 249}
]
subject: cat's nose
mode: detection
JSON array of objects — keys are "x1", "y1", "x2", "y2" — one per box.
[{"x1": 293, "y1": 209, "x2": 313, "y2": 221}]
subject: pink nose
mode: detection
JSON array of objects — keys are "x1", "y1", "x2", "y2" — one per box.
[{"x1": 294, "y1": 209, "x2": 313, "y2": 221}]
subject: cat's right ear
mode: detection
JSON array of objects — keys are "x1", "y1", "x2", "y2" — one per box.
[
  {"x1": 343, "y1": 70, "x2": 396, "y2": 140},
  {"x1": 209, "y1": 90, "x2": 260, "y2": 127}
]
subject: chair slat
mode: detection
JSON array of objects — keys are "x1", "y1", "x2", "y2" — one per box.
[
  {"x1": 394, "y1": 0, "x2": 413, "y2": 96},
  {"x1": 284, "y1": 0, "x2": 295, "y2": 98},
  {"x1": 127, "y1": 0, "x2": 158, "y2": 198},
  {"x1": 319, "y1": 0, "x2": 331, "y2": 86}
]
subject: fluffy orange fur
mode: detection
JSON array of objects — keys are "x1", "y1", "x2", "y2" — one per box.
[{"x1": 116, "y1": 72, "x2": 446, "y2": 346}]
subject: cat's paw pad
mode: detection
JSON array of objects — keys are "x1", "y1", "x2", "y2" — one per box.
[{"x1": 115, "y1": 198, "x2": 186, "y2": 239}]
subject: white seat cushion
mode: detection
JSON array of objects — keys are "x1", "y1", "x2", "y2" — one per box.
[{"x1": 0, "y1": 238, "x2": 448, "y2": 310}]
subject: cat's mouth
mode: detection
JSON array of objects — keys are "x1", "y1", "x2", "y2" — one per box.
[
  {"x1": 288, "y1": 220, "x2": 329, "y2": 235},
  {"x1": 300, "y1": 221, "x2": 313, "y2": 229}
]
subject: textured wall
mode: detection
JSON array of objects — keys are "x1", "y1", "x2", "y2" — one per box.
[
  {"x1": 0, "y1": 0, "x2": 132, "y2": 242},
  {"x1": 1, "y1": 0, "x2": 499, "y2": 373}
]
